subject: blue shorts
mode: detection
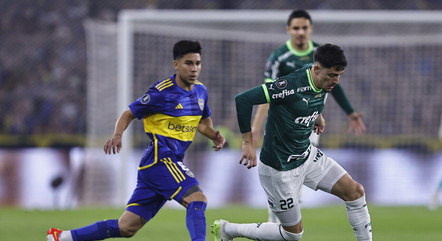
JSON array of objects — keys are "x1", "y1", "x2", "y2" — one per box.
[{"x1": 126, "y1": 155, "x2": 199, "y2": 221}]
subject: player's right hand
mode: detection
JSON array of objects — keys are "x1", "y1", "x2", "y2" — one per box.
[
  {"x1": 104, "y1": 134, "x2": 122, "y2": 154},
  {"x1": 239, "y1": 141, "x2": 257, "y2": 169}
]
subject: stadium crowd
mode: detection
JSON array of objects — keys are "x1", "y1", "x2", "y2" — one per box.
[{"x1": 0, "y1": 0, "x2": 441, "y2": 146}]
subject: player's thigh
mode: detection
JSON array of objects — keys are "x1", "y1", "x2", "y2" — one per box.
[
  {"x1": 258, "y1": 162, "x2": 305, "y2": 226},
  {"x1": 140, "y1": 157, "x2": 201, "y2": 203},
  {"x1": 303, "y1": 147, "x2": 347, "y2": 193},
  {"x1": 126, "y1": 182, "x2": 168, "y2": 223}
]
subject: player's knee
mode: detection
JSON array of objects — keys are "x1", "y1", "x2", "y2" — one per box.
[
  {"x1": 181, "y1": 188, "x2": 207, "y2": 207},
  {"x1": 282, "y1": 228, "x2": 304, "y2": 240},
  {"x1": 119, "y1": 226, "x2": 138, "y2": 237},
  {"x1": 350, "y1": 182, "x2": 365, "y2": 200},
  {"x1": 118, "y1": 222, "x2": 141, "y2": 237},
  {"x1": 341, "y1": 181, "x2": 365, "y2": 201}
]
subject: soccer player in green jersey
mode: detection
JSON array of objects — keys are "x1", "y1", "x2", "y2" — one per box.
[
  {"x1": 252, "y1": 10, "x2": 366, "y2": 148},
  {"x1": 213, "y1": 44, "x2": 372, "y2": 241}
]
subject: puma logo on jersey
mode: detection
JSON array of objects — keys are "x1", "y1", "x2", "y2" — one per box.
[
  {"x1": 175, "y1": 103, "x2": 183, "y2": 109},
  {"x1": 302, "y1": 98, "x2": 309, "y2": 105}
]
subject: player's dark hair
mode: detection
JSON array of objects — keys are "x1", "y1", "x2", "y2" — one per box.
[
  {"x1": 287, "y1": 9, "x2": 312, "y2": 26},
  {"x1": 314, "y1": 44, "x2": 348, "y2": 71},
  {"x1": 173, "y1": 40, "x2": 202, "y2": 60}
]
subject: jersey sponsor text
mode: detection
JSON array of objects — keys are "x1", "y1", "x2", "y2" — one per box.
[
  {"x1": 167, "y1": 122, "x2": 198, "y2": 133},
  {"x1": 295, "y1": 111, "x2": 319, "y2": 127},
  {"x1": 272, "y1": 89, "x2": 295, "y2": 99}
]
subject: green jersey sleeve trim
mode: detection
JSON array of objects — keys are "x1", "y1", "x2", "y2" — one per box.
[
  {"x1": 286, "y1": 40, "x2": 314, "y2": 57},
  {"x1": 307, "y1": 68, "x2": 322, "y2": 93},
  {"x1": 264, "y1": 78, "x2": 274, "y2": 83},
  {"x1": 261, "y1": 84, "x2": 271, "y2": 103}
]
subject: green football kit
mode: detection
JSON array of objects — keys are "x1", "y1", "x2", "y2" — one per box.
[{"x1": 236, "y1": 66, "x2": 326, "y2": 171}]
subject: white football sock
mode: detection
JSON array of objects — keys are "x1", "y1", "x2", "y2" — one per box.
[
  {"x1": 60, "y1": 231, "x2": 73, "y2": 241},
  {"x1": 345, "y1": 195, "x2": 372, "y2": 241},
  {"x1": 47, "y1": 230, "x2": 73, "y2": 241},
  {"x1": 225, "y1": 222, "x2": 302, "y2": 241}
]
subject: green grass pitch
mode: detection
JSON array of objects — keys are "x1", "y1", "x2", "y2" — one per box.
[{"x1": 0, "y1": 205, "x2": 440, "y2": 241}]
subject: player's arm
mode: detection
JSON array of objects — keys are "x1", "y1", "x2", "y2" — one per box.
[
  {"x1": 252, "y1": 52, "x2": 279, "y2": 147},
  {"x1": 104, "y1": 109, "x2": 136, "y2": 155},
  {"x1": 331, "y1": 84, "x2": 366, "y2": 136},
  {"x1": 198, "y1": 117, "x2": 225, "y2": 151},
  {"x1": 251, "y1": 103, "x2": 269, "y2": 147},
  {"x1": 235, "y1": 85, "x2": 268, "y2": 169}
]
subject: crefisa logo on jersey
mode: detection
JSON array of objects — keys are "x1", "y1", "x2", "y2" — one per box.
[
  {"x1": 275, "y1": 78, "x2": 288, "y2": 89},
  {"x1": 141, "y1": 94, "x2": 150, "y2": 104},
  {"x1": 198, "y1": 99, "x2": 204, "y2": 111},
  {"x1": 295, "y1": 111, "x2": 319, "y2": 127},
  {"x1": 272, "y1": 89, "x2": 295, "y2": 99}
]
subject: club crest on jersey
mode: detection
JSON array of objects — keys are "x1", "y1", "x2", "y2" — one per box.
[
  {"x1": 275, "y1": 78, "x2": 288, "y2": 89},
  {"x1": 198, "y1": 99, "x2": 204, "y2": 111},
  {"x1": 186, "y1": 170, "x2": 195, "y2": 178},
  {"x1": 141, "y1": 94, "x2": 150, "y2": 104}
]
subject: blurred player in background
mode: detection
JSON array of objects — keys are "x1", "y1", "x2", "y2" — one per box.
[
  {"x1": 252, "y1": 9, "x2": 367, "y2": 223},
  {"x1": 429, "y1": 117, "x2": 442, "y2": 210},
  {"x1": 428, "y1": 177, "x2": 442, "y2": 210},
  {"x1": 47, "y1": 40, "x2": 225, "y2": 241},
  {"x1": 252, "y1": 9, "x2": 366, "y2": 148},
  {"x1": 213, "y1": 44, "x2": 372, "y2": 241}
]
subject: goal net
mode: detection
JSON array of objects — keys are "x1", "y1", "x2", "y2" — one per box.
[{"x1": 83, "y1": 10, "x2": 442, "y2": 206}]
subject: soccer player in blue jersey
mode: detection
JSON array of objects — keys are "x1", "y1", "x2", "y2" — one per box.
[
  {"x1": 213, "y1": 44, "x2": 372, "y2": 241},
  {"x1": 47, "y1": 40, "x2": 225, "y2": 241}
]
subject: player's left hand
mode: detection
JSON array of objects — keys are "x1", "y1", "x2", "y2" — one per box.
[
  {"x1": 104, "y1": 134, "x2": 122, "y2": 154},
  {"x1": 212, "y1": 131, "x2": 225, "y2": 151},
  {"x1": 347, "y1": 112, "x2": 366, "y2": 136}
]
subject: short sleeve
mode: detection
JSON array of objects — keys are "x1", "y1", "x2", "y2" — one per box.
[{"x1": 129, "y1": 87, "x2": 164, "y2": 120}]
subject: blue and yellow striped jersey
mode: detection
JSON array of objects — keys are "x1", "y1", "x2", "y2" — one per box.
[{"x1": 129, "y1": 74, "x2": 211, "y2": 167}]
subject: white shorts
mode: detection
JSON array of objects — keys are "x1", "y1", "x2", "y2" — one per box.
[
  {"x1": 258, "y1": 146, "x2": 346, "y2": 225},
  {"x1": 308, "y1": 131, "x2": 320, "y2": 146}
]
